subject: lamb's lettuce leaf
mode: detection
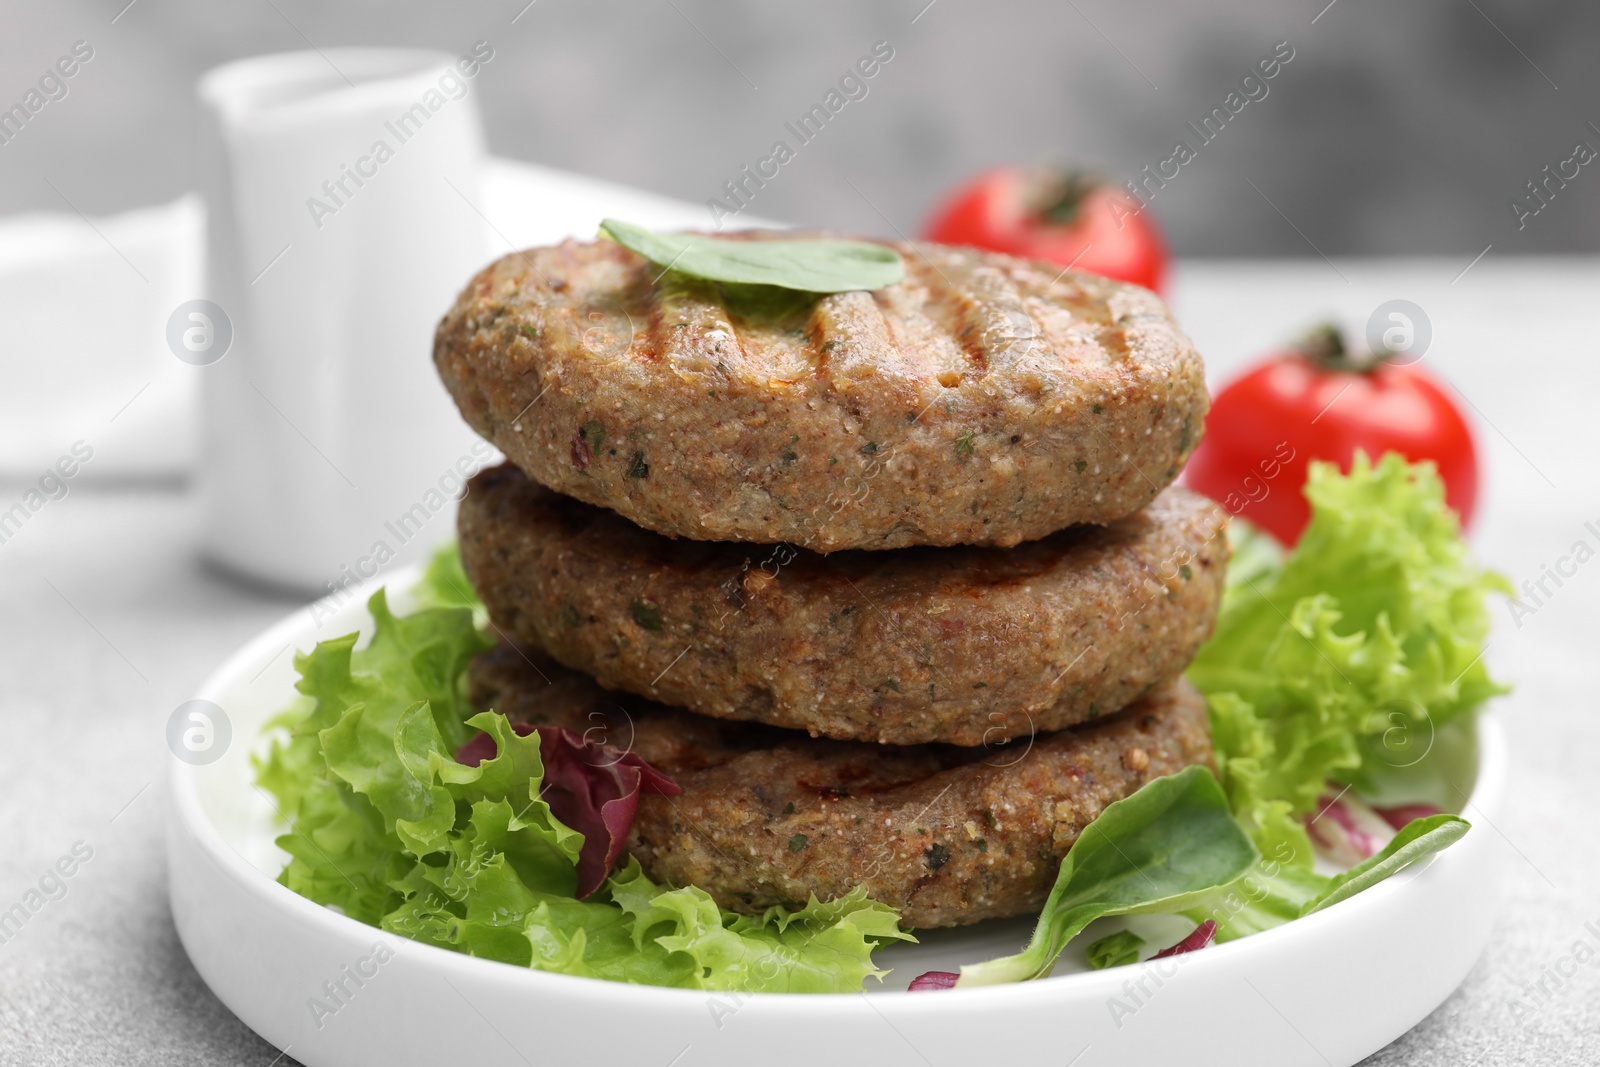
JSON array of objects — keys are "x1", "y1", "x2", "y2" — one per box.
[
  {"x1": 1179, "y1": 857, "x2": 1331, "y2": 942},
  {"x1": 1085, "y1": 930, "x2": 1146, "y2": 970},
  {"x1": 1302, "y1": 813, "x2": 1469, "y2": 916},
  {"x1": 955, "y1": 767, "x2": 1256, "y2": 986}
]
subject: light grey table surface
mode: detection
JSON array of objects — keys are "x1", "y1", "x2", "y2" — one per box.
[{"x1": 1, "y1": 257, "x2": 1596, "y2": 1065}]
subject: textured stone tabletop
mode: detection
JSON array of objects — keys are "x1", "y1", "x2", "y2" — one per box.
[{"x1": 1, "y1": 255, "x2": 1596, "y2": 1066}]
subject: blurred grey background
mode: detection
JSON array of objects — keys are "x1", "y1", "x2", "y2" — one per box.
[{"x1": 2, "y1": 0, "x2": 1597, "y2": 256}]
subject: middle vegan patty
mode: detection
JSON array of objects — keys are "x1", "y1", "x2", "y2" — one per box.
[{"x1": 459, "y1": 463, "x2": 1228, "y2": 746}]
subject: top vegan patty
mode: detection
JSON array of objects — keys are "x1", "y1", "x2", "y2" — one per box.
[{"x1": 433, "y1": 233, "x2": 1208, "y2": 551}]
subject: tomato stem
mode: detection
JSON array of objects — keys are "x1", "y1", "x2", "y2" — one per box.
[
  {"x1": 1299, "y1": 323, "x2": 1383, "y2": 373},
  {"x1": 1037, "y1": 170, "x2": 1101, "y2": 226}
]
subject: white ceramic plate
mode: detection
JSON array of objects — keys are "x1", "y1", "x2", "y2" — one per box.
[{"x1": 169, "y1": 564, "x2": 1505, "y2": 1067}]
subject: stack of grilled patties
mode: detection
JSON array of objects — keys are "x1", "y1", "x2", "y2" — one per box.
[{"x1": 433, "y1": 234, "x2": 1229, "y2": 929}]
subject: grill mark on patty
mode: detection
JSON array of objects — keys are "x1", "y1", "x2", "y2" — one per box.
[
  {"x1": 714, "y1": 289, "x2": 765, "y2": 385},
  {"x1": 907, "y1": 249, "x2": 991, "y2": 376},
  {"x1": 619, "y1": 256, "x2": 661, "y2": 366},
  {"x1": 868, "y1": 275, "x2": 967, "y2": 392},
  {"x1": 945, "y1": 255, "x2": 1042, "y2": 379},
  {"x1": 654, "y1": 273, "x2": 734, "y2": 376},
  {"x1": 812, "y1": 289, "x2": 916, "y2": 396},
  {"x1": 805, "y1": 296, "x2": 844, "y2": 387},
  {"x1": 1017, "y1": 265, "x2": 1126, "y2": 378},
  {"x1": 640, "y1": 296, "x2": 668, "y2": 365},
  {"x1": 808, "y1": 314, "x2": 832, "y2": 381}
]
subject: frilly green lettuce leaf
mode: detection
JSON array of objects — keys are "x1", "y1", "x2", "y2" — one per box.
[
  {"x1": 256, "y1": 586, "x2": 492, "y2": 921},
  {"x1": 257, "y1": 563, "x2": 905, "y2": 991},
  {"x1": 414, "y1": 537, "x2": 490, "y2": 626},
  {"x1": 1189, "y1": 453, "x2": 1507, "y2": 863},
  {"x1": 610, "y1": 863, "x2": 912, "y2": 992},
  {"x1": 1222, "y1": 517, "x2": 1285, "y2": 598}
]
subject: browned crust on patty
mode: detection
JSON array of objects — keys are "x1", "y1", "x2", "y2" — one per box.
[
  {"x1": 469, "y1": 644, "x2": 1214, "y2": 929},
  {"x1": 434, "y1": 234, "x2": 1208, "y2": 552},
  {"x1": 459, "y1": 463, "x2": 1228, "y2": 746}
]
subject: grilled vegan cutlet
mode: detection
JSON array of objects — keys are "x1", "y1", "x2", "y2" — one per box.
[
  {"x1": 434, "y1": 233, "x2": 1209, "y2": 552},
  {"x1": 469, "y1": 644, "x2": 1214, "y2": 929},
  {"x1": 458, "y1": 462, "x2": 1227, "y2": 746}
]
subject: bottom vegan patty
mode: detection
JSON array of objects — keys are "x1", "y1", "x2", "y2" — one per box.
[{"x1": 469, "y1": 644, "x2": 1213, "y2": 929}]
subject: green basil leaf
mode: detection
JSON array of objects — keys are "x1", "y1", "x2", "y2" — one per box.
[
  {"x1": 1085, "y1": 929, "x2": 1145, "y2": 970},
  {"x1": 599, "y1": 218, "x2": 904, "y2": 293},
  {"x1": 957, "y1": 766, "x2": 1259, "y2": 986},
  {"x1": 1301, "y1": 814, "x2": 1469, "y2": 917}
]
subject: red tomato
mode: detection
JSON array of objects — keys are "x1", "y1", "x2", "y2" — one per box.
[
  {"x1": 1184, "y1": 326, "x2": 1479, "y2": 546},
  {"x1": 923, "y1": 167, "x2": 1169, "y2": 294}
]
